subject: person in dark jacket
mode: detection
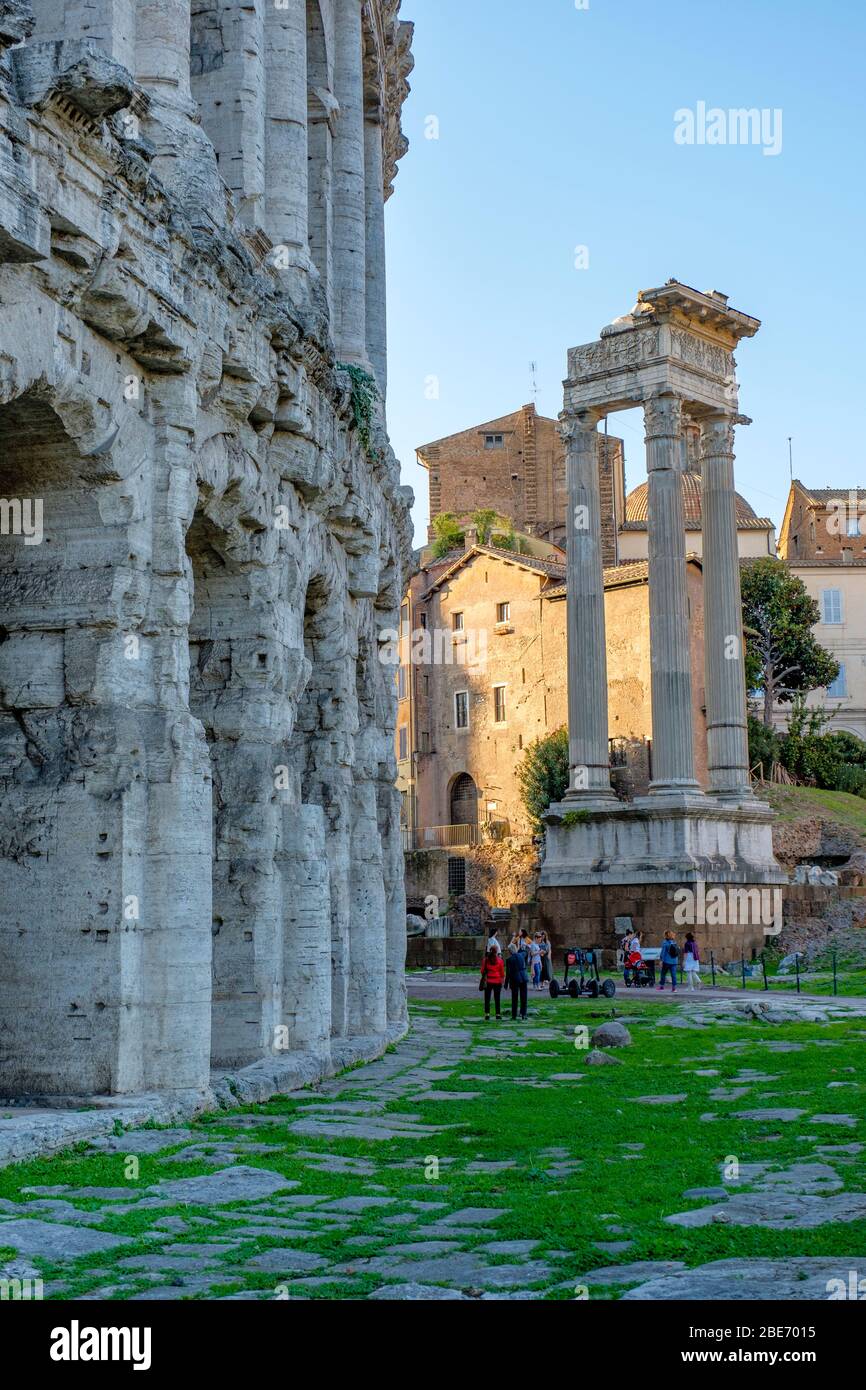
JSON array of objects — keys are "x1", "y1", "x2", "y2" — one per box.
[
  {"x1": 479, "y1": 945, "x2": 505, "y2": 1020},
  {"x1": 505, "y1": 943, "x2": 529, "y2": 1020}
]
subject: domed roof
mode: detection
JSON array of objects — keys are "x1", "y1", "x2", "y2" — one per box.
[{"x1": 623, "y1": 468, "x2": 765, "y2": 529}]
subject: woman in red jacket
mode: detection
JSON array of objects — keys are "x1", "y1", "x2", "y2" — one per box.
[{"x1": 480, "y1": 945, "x2": 505, "y2": 1020}]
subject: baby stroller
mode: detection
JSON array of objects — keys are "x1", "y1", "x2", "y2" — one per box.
[{"x1": 624, "y1": 950, "x2": 655, "y2": 989}]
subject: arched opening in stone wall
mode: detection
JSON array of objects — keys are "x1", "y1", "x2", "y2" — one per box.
[
  {"x1": 307, "y1": 0, "x2": 333, "y2": 303},
  {"x1": 286, "y1": 570, "x2": 353, "y2": 1038},
  {"x1": 450, "y1": 772, "x2": 479, "y2": 828},
  {"x1": 0, "y1": 390, "x2": 135, "y2": 1095},
  {"x1": 185, "y1": 502, "x2": 281, "y2": 1070}
]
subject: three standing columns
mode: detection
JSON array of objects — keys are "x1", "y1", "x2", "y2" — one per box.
[
  {"x1": 700, "y1": 412, "x2": 752, "y2": 799},
  {"x1": 643, "y1": 393, "x2": 701, "y2": 795},
  {"x1": 560, "y1": 411, "x2": 617, "y2": 806}
]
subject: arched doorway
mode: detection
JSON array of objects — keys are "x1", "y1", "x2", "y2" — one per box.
[{"x1": 450, "y1": 773, "x2": 478, "y2": 827}]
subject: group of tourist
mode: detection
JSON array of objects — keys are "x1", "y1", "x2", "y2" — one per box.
[
  {"x1": 478, "y1": 924, "x2": 704, "y2": 1018},
  {"x1": 621, "y1": 927, "x2": 702, "y2": 992},
  {"x1": 478, "y1": 927, "x2": 553, "y2": 1021}
]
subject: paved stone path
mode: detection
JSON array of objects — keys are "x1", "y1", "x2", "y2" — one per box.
[{"x1": 1, "y1": 999, "x2": 864, "y2": 1300}]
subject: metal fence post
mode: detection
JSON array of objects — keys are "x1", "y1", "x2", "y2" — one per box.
[
  {"x1": 710, "y1": 950, "x2": 717, "y2": 989},
  {"x1": 833, "y1": 948, "x2": 838, "y2": 998},
  {"x1": 795, "y1": 953, "x2": 801, "y2": 995},
  {"x1": 761, "y1": 952, "x2": 769, "y2": 991},
  {"x1": 741, "y1": 955, "x2": 747, "y2": 990}
]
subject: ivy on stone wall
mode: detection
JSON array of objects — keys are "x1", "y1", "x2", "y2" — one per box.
[{"x1": 338, "y1": 363, "x2": 380, "y2": 461}]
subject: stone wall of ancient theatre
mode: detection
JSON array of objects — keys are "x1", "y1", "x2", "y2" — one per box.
[{"x1": 0, "y1": 0, "x2": 414, "y2": 1096}]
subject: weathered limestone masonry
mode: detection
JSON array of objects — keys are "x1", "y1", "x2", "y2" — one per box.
[
  {"x1": 539, "y1": 282, "x2": 787, "y2": 962},
  {"x1": 0, "y1": 0, "x2": 414, "y2": 1102}
]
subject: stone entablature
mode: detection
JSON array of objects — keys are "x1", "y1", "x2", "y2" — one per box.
[{"x1": 0, "y1": 1, "x2": 414, "y2": 1096}]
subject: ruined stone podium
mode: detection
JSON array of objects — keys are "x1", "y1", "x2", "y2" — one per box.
[{"x1": 538, "y1": 281, "x2": 786, "y2": 962}]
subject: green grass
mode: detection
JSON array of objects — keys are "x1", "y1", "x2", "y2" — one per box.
[
  {"x1": 764, "y1": 783, "x2": 866, "y2": 839},
  {"x1": 0, "y1": 997, "x2": 864, "y2": 1299}
]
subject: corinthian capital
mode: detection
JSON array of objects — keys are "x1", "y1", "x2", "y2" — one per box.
[
  {"x1": 700, "y1": 412, "x2": 737, "y2": 459},
  {"x1": 643, "y1": 393, "x2": 683, "y2": 442},
  {"x1": 558, "y1": 409, "x2": 602, "y2": 449}
]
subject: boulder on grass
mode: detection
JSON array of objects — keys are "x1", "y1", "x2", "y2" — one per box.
[
  {"x1": 585, "y1": 1049, "x2": 622, "y2": 1067},
  {"x1": 590, "y1": 1021, "x2": 632, "y2": 1048}
]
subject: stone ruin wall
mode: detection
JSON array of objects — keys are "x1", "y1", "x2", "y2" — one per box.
[{"x1": 0, "y1": 0, "x2": 415, "y2": 1097}]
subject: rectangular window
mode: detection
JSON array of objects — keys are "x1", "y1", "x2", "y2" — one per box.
[
  {"x1": 398, "y1": 726, "x2": 408, "y2": 761},
  {"x1": 397, "y1": 665, "x2": 407, "y2": 700},
  {"x1": 419, "y1": 610, "x2": 427, "y2": 629},
  {"x1": 484, "y1": 434, "x2": 504, "y2": 449},
  {"x1": 452, "y1": 611, "x2": 464, "y2": 632},
  {"x1": 496, "y1": 601, "x2": 511, "y2": 623},
  {"x1": 827, "y1": 664, "x2": 848, "y2": 698},
  {"x1": 847, "y1": 517, "x2": 861, "y2": 537},
  {"x1": 493, "y1": 684, "x2": 507, "y2": 723},
  {"x1": 454, "y1": 690, "x2": 469, "y2": 730},
  {"x1": 822, "y1": 589, "x2": 843, "y2": 624},
  {"x1": 447, "y1": 856, "x2": 467, "y2": 896},
  {"x1": 400, "y1": 602, "x2": 410, "y2": 638}
]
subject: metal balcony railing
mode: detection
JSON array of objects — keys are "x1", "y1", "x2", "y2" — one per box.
[{"x1": 401, "y1": 821, "x2": 509, "y2": 852}]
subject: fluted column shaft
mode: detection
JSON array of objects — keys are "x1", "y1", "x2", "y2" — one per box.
[
  {"x1": 561, "y1": 412, "x2": 617, "y2": 805},
  {"x1": 33, "y1": 0, "x2": 136, "y2": 70},
  {"x1": 364, "y1": 111, "x2": 388, "y2": 396},
  {"x1": 264, "y1": 0, "x2": 309, "y2": 262},
  {"x1": 644, "y1": 394, "x2": 701, "y2": 793},
  {"x1": 701, "y1": 412, "x2": 752, "y2": 798},
  {"x1": 332, "y1": 0, "x2": 370, "y2": 367}
]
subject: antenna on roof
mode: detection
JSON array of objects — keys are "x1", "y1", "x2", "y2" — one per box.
[
  {"x1": 788, "y1": 437, "x2": 793, "y2": 480},
  {"x1": 529, "y1": 360, "x2": 538, "y2": 406}
]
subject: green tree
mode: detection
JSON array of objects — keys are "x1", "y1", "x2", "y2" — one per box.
[
  {"x1": 517, "y1": 727, "x2": 569, "y2": 832},
  {"x1": 430, "y1": 512, "x2": 465, "y2": 558},
  {"x1": 471, "y1": 508, "x2": 499, "y2": 545},
  {"x1": 741, "y1": 558, "x2": 840, "y2": 728}
]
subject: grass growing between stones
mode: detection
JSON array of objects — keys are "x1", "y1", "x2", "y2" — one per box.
[{"x1": 0, "y1": 995, "x2": 864, "y2": 1300}]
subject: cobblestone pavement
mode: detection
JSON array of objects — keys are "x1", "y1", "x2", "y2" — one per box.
[{"x1": 1, "y1": 998, "x2": 864, "y2": 1300}]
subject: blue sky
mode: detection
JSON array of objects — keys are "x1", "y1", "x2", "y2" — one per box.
[{"x1": 384, "y1": 0, "x2": 866, "y2": 543}]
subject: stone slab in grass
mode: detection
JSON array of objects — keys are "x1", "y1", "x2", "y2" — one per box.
[
  {"x1": 683, "y1": 1187, "x2": 729, "y2": 1201},
  {"x1": 631, "y1": 1094, "x2": 687, "y2": 1105},
  {"x1": 733, "y1": 1108, "x2": 806, "y2": 1122},
  {"x1": 666, "y1": 1190, "x2": 866, "y2": 1229},
  {"x1": 0, "y1": 1219, "x2": 127, "y2": 1259},
  {"x1": 160, "y1": 1143, "x2": 285, "y2": 1164},
  {"x1": 22, "y1": 1185, "x2": 136, "y2": 1200},
  {"x1": 816, "y1": 1142, "x2": 863, "y2": 1155},
  {"x1": 245, "y1": 1247, "x2": 329, "y2": 1274},
  {"x1": 370, "y1": 1282, "x2": 467, "y2": 1300},
  {"x1": 478, "y1": 1240, "x2": 540, "y2": 1256},
  {"x1": 290, "y1": 1117, "x2": 443, "y2": 1142},
  {"x1": 319, "y1": 1196, "x2": 396, "y2": 1213},
  {"x1": 415, "y1": 1091, "x2": 482, "y2": 1102},
  {"x1": 294, "y1": 1151, "x2": 377, "y2": 1175},
  {"x1": 150, "y1": 1165, "x2": 297, "y2": 1205},
  {"x1": 810, "y1": 1114, "x2": 858, "y2": 1128},
  {"x1": 388, "y1": 1241, "x2": 462, "y2": 1256},
  {"x1": 0, "y1": 1198, "x2": 116, "y2": 1227},
  {"x1": 117, "y1": 1253, "x2": 225, "y2": 1274},
  {"x1": 466, "y1": 1160, "x2": 517, "y2": 1174},
  {"x1": 580, "y1": 1259, "x2": 687, "y2": 1285},
  {"x1": 619, "y1": 1256, "x2": 866, "y2": 1301},
  {"x1": 343, "y1": 1253, "x2": 553, "y2": 1289},
  {"x1": 708, "y1": 1086, "x2": 751, "y2": 1101},
  {"x1": 594, "y1": 1241, "x2": 634, "y2": 1254},
  {"x1": 87, "y1": 1129, "x2": 196, "y2": 1155},
  {"x1": 435, "y1": 1207, "x2": 507, "y2": 1226}
]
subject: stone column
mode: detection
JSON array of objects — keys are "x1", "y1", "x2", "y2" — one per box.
[
  {"x1": 32, "y1": 0, "x2": 137, "y2": 71},
  {"x1": 191, "y1": 2, "x2": 266, "y2": 228},
  {"x1": 332, "y1": 0, "x2": 369, "y2": 368},
  {"x1": 701, "y1": 411, "x2": 752, "y2": 798},
  {"x1": 643, "y1": 393, "x2": 702, "y2": 796},
  {"x1": 136, "y1": 0, "x2": 191, "y2": 103},
  {"x1": 560, "y1": 411, "x2": 617, "y2": 806},
  {"x1": 364, "y1": 108, "x2": 388, "y2": 396},
  {"x1": 264, "y1": 0, "x2": 310, "y2": 277}
]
